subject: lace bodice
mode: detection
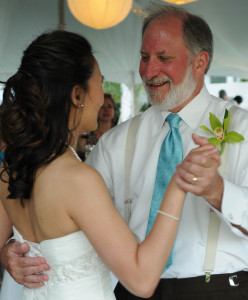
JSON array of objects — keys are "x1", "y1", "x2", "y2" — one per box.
[{"x1": 13, "y1": 227, "x2": 115, "y2": 300}]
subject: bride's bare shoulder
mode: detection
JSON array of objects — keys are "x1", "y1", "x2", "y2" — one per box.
[
  {"x1": 71, "y1": 162, "x2": 105, "y2": 188},
  {"x1": 41, "y1": 156, "x2": 105, "y2": 191}
]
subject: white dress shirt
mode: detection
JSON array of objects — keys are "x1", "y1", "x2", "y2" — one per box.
[{"x1": 86, "y1": 85, "x2": 248, "y2": 279}]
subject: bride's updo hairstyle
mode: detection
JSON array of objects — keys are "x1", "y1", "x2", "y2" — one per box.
[{"x1": 0, "y1": 30, "x2": 95, "y2": 201}]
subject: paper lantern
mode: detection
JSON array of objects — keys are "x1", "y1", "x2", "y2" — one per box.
[
  {"x1": 67, "y1": 0, "x2": 133, "y2": 30},
  {"x1": 162, "y1": 0, "x2": 198, "y2": 4}
]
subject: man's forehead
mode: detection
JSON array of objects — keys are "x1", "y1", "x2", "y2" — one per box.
[
  {"x1": 143, "y1": 16, "x2": 183, "y2": 37},
  {"x1": 140, "y1": 49, "x2": 167, "y2": 55}
]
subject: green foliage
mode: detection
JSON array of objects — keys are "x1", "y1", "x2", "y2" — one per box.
[
  {"x1": 102, "y1": 81, "x2": 149, "y2": 120},
  {"x1": 103, "y1": 82, "x2": 121, "y2": 103},
  {"x1": 139, "y1": 103, "x2": 150, "y2": 112}
]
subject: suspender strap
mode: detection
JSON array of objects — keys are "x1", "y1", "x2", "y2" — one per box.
[
  {"x1": 204, "y1": 211, "x2": 221, "y2": 282},
  {"x1": 203, "y1": 105, "x2": 239, "y2": 282},
  {"x1": 124, "y1": 114, "x2": 142, "y2": 224}
]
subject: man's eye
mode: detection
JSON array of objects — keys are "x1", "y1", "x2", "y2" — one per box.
[
  {"x1": 141, "y1": 56, "x2": 149, "y2": 62},
  {"x1": 160, "y1": 56, "x2": 169, "y2": 62}
]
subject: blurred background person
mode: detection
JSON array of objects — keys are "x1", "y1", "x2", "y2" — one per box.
[
  {"x1": 233, "y1": 95, "x2": 243, "y2": 105},
  {"x1": 218, "y1": 89, "x2": 228, "y2": 100},
  {"x1": 77, "y1": 93, "x2": 117, "y2": 160}
]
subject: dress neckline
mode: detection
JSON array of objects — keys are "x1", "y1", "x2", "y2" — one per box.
[{"x1": 12, "y1": 226, "x2": 83, "y2": 245}]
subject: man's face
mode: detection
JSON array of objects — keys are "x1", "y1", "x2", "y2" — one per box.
[{"x1": 139, "y1": 17, "x2": 196, "y2": 111}]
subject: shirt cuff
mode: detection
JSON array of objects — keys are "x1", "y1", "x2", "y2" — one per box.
[{"x1": 222, "y1": 179, "x2": 248, "y2": 228}]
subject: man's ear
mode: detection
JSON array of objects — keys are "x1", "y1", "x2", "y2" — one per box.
[
  {"x1": 193, "y1": 51, "x2": 209, "y2": 77},
  {"x1": 71, "y1": 85, "x2": 85, "y2": 108}
]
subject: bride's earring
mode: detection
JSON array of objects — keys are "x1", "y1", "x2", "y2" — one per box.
[{"x1": 76, "y1": 95, "x2": 84, "y2": 108}]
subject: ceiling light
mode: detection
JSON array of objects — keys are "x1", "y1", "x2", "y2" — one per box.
[{"x1": 67, "y1": 0, "x2": 133, "y2": 30}]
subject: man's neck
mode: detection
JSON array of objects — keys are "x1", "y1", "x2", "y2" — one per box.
[{"x1": 170, "y1": 81, "x2": 204, "y2": 113}]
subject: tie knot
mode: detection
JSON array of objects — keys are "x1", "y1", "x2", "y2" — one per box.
[{"x1": 166, "y1": 113, "x2": 181, "y2": 129}]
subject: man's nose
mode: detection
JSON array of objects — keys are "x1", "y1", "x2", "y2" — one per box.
[{"x1": 141, "y1": 61, "x2": 160, "y2": 80}]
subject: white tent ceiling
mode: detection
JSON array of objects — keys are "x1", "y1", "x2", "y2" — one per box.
[{"x1": 0, "y1": 0, "x2": 248, "y2": 85}]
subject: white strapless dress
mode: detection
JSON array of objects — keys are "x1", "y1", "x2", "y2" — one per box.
[{"x1": 13, "y1": 227, "x2": 116, "y2": 300}]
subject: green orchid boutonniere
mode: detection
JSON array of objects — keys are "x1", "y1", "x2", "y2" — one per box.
[{"x1": 200, "y1": 109, "x2": 244, "y2": 155}]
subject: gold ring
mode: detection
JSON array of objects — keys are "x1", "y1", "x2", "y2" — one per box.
[{"x1": 192, "y1": 176, "x2": 198, "y2": 184}]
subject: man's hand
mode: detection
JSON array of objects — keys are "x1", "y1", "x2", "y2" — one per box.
[
  {"x1": 175, "y1": 134, "x2": 223, "y2": 211},
  {"x1": 1, "y1": 241, "x2": 50, "y2": 288}
]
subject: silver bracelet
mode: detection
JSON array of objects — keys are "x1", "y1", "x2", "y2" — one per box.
[
  {"x1": 157, "y1": 210, "x2": 181, "y2": 221},
  {"x1": 6, "y1": 238, "x2": 16, "y2": 245}
]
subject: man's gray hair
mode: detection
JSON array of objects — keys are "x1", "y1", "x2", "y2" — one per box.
[{"x1": 142, "y1": 4, "x2": 213, "y2": 74}]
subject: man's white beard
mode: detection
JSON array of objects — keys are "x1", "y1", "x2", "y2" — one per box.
[{"x1": 143, "y1": 65, "x2": 197, "y2": 111}]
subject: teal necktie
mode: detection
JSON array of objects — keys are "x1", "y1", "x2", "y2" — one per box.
[{"x1": 146, "y1": 113, "x2": 182, "y2": 270}]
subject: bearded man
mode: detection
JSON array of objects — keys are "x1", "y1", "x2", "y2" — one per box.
[{"x1": 88, "y1": 4, "x2": 248, "y2": 299}]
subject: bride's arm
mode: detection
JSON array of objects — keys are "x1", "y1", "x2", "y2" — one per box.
[
  {"x1": 70, "y1": 170, "x2": 184, "y2": 298},
  {"x1": 69, "y1": 141, "x2": 219, "y2": 298}
]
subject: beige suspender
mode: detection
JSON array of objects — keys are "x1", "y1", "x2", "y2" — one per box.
[
  {"x1": 124, "y1": 114, "x2": 142, "y2": 224},
  {"x1": 203, "y1": 105, "x2": 239, "y2": 282},
  {"x1": 203, "y1": 210, "x2": 221, "y2": 282}
]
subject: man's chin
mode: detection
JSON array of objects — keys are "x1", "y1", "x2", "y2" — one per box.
[{"x1": 148, "y1": 96, "x2": 173, "y2": 111}]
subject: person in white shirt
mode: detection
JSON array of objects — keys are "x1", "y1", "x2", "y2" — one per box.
[{"x1": 1, "y1": 4, "x2": 248, "y2": 300}]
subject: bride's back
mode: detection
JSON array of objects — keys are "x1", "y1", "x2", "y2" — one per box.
[{"x1": 0, "y1": 151, "x2": 90, "y2": 243}]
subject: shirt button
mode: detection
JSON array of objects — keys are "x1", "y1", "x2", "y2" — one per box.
[{"x1": 228, "y1": 213, "x2": 233, "y2": 220}]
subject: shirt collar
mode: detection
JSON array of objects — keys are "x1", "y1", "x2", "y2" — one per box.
[
  {"x1": 142, "y1": 105, "x2": 170, "y2": 130},
  {"x1": 179, "y1": 85, "x2": 211, "y2": 129}
]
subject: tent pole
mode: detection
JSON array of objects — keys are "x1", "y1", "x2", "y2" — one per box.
[
  {"x1": 58, "y1": 0, "x2": 65, "y2": 30},
  {"x1": 131, "y1": 71, "x2": 135, "y2": 117}
]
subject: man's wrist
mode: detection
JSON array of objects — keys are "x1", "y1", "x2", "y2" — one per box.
[{"x1": 205, "y1": 175, "x2": 223, "y2": 211}]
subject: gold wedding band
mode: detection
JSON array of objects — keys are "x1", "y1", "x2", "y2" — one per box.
[{"x1": 192, "y1": 176, "x2": 198, "y2": 184}]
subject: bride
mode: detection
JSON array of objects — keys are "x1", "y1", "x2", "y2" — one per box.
[{"x1": 0, "y1": 30, "x2": 218, "y2": 299}]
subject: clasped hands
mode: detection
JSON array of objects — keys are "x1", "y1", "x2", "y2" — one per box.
[{"x1": 175, "y1": 133, "x2": 223, "y2": 211}]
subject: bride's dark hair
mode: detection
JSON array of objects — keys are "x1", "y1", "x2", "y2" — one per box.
[{"x1": 0, "y1": 30, "x2": 95, "y2": 202}]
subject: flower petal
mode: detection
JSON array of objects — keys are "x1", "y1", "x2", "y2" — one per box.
[
  {"x1": 209, "y1": 113, "x2": 222, "y2": 131},
  {"x1": 214, "y1": 127, "x2": 224, "y2": 140},
  {"x1": 208, "y1": 137, "x2": 222, "y2": 146},
  {"x1": 223, "y1": 114, "x2": 231, "y2": 132},
  {"x1": 199, "y1": 125, "x2": 214, "y2": 135},
  {"x1": 224, "y1": 131, "x2": 244, "y2": 143}
]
